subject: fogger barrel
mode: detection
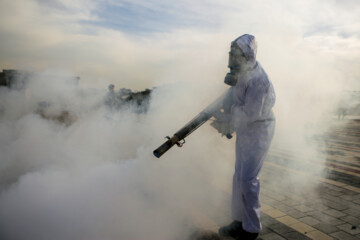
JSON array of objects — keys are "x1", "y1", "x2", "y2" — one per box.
[{"x1": 153, "y1": 88, "x2": 232, "y2": 158}]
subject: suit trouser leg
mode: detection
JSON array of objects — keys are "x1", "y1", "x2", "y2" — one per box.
[{"x1": 232, "y1": 121, "x2": 275, "y2": 233}]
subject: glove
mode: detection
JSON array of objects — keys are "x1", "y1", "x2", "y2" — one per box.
[{"x1": 211, "y1": 110, "x2": 234, "y2": 139}]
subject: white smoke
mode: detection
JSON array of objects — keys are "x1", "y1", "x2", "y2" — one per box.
[{"x1": 0, "y1": 72, "x2": 235, "y2": 240}]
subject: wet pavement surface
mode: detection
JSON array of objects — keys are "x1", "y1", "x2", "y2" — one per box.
[{"x1": 188, "y1": 119, "x2": 360, "y2": 240}]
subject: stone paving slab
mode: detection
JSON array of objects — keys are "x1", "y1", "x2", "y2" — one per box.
[
  {"x1": 330, "y1": 231, "x2": 360, "y2": 240},
  {"x1": 190, "y1": 120, "x2": 360, "y2": 239}
]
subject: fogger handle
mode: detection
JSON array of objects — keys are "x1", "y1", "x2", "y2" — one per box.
[{"x1": 153, "y1": 135, "x2": 180, "y2": 158}]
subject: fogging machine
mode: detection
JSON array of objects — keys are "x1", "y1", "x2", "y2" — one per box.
[{"x1": 153, "y1": 88, "x2": 234, "y2": 158}]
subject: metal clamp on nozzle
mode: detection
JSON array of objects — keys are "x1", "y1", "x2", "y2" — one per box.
[
  {"x1": 166, "y1": 136, "x2": 185, "y2": 147},
  {"x1": 176, "y1": 139, "x2": 185, "y2": 147}
]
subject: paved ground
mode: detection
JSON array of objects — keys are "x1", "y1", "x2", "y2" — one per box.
[{"x1": 188, "y1": 118, "x2": 360, "y2": 240}]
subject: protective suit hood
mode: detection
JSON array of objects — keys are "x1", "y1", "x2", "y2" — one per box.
[
  {"x1": 233, "y1": 34, "x2": 257, "y2": 62},
  {"x1": 224, "y1": 34, "x2": 258, "y2": 86}
]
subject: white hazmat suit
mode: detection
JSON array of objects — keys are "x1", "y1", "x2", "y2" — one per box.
[{"x1": 230, "y1": 34, "x2": 276, "y2": 233}]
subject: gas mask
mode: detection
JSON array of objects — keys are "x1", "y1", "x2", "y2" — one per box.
[
  {"x1": 224, "y1": 34, "x2": 257, "y2": 86},
  {"x1": 224, "y1": 43, "x2": 247, "y2": 86}
]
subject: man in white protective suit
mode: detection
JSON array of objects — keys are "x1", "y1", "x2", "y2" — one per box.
[{"x1": 218, "y1": 34, "x2": 276, "y2": 240}]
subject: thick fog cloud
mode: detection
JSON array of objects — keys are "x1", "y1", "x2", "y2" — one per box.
[{"x1": 0, "y1": 74, "x2": 235, "y2": 240}]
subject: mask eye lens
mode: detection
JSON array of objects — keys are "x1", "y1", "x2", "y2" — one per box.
[
  {"x1": 229, "y1": 51, "x2": 241, "y2": 57},
  {"x1": 230, "y1": 50, "x2": 245, "y2": 59}
]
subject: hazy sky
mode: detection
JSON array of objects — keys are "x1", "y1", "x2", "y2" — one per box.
[{"x1": 0, "y1": 0, "x2": 359, "y2": 89}]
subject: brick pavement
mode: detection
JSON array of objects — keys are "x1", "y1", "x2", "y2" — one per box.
[{"x1": 188, "y1": 119, "x2": 360, "y2": 240}]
